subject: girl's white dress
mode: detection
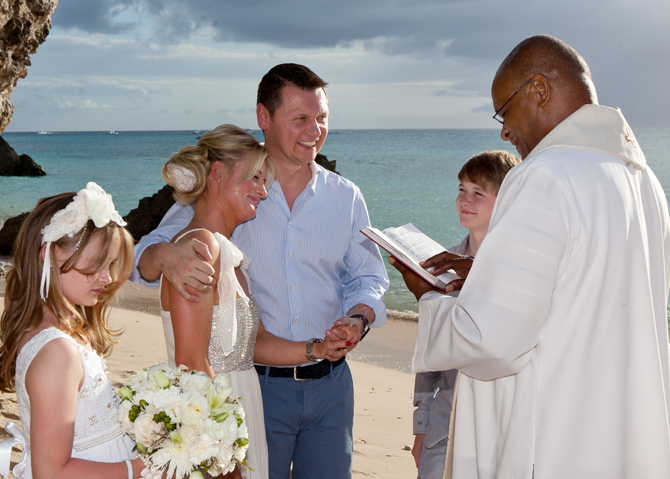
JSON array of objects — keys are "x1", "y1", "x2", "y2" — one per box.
[
  {"x1": 161, "y1": 230, "x2": 268, "y2": 479},
  {"x1": 13, "y1": 328, "x2": 135, "y2": 478}
]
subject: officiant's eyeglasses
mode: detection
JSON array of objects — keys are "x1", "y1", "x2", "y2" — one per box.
[{"x1": 493, "y1": 78, "x2": 532, "y2": 124}]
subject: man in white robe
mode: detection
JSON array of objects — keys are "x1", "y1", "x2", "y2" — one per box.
[{"x1": 391, "y1": 35, "x2": 670, "y2": 478}]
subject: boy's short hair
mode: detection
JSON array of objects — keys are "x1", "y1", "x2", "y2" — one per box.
[{"x1": 458, "y1": 150, "x2": 521, "y2": 194}]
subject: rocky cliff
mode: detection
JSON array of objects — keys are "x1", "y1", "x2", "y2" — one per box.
[
  {"x1": 0, "y1": 0, "x2": 58, "y2": 133},
  {"x1": 0, "y1": 134, "x2": 44, "y2": 175}
]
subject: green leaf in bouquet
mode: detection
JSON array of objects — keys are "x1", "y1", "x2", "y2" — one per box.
[
  {"x1": 214, "y1": 412, "x2": 229, "y2": 423},
  {"x1": 169, "y1": 430, "x2": 182, "y2": 443},
  {"x1": 234, "y1": 413, "x2": 243, "y2": 427},
  {"x1": 236, "y1": 437, "x2": 249, "y2": 447},
  {"x1": 118, "y1": 386, "x2": 133, "y2": 400},
  {"x1": 136, "y1": 442, "x2": 147, "y2": 454}
]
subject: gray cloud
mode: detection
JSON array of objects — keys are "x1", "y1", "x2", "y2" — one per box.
[
  {"x1": 15, "y1": 0, "x2": 670, "y2": 130},
  {"x1": 51, "y1": 0, "x2": 138, "y2": 34}
]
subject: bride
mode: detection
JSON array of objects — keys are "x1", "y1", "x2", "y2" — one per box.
[{"x1": 159, "y1": 125, "x2": 346, "y2": 479}]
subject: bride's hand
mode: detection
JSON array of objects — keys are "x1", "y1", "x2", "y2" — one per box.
[{"x1": 313, "y1": 333, "x2": 350, "y2": 361}]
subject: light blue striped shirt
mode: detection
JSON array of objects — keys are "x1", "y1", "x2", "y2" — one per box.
[{"x1": 131, "y1": 163, "x2": 389, "y2": 342}]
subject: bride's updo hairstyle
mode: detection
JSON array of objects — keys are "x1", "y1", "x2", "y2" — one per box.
[
  {"x1": 163, "y1": 124, "x2": 275, "y2": 205},
  {"x1": 0, "y1": 192, "x2": 134, "y2": 392}
]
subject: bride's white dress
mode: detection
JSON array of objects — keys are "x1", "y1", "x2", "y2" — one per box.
[
  {"x1": 161, "y1": 230, "x2": 268, "y2": 479},
  {"x1": 14, "y1": 328, "x2": 135, "y2": 478}
]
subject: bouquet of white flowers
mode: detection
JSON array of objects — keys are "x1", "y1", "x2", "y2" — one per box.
[{"x1": 118, "y1": 363, "x2": 249, "y2": 479}]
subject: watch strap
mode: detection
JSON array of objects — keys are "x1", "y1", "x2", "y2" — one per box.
[
  {"x1": 349, "y1": 313, "x2": 371, "y2": 339},
  {"x1": 306, "y1": 338, "x2": 323, "y2": 362}
]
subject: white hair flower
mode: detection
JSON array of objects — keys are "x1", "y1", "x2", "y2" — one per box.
[{"x1": 167, "y1": 164, "x2": 197, "y2": 192}]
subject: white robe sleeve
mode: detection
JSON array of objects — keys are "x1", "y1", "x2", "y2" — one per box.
[{"x1": 413, "y1": 162, "x2": 576, "y2": 380}]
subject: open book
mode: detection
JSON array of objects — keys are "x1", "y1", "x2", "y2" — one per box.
[{"x1": 361, "y1": 223, "x2": 460, "y2": 290}]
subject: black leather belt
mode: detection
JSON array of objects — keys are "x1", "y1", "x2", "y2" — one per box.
[{"x1": 254, "y1": 357, "x2": 345, "y2": 381}]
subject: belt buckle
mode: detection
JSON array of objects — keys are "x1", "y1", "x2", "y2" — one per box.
[{"x1": 293, "y1": 366, "x2": 311, "y2": 381}]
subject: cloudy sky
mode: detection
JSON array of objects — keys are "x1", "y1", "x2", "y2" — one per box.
[{"x1": 4, "y1": 0, "x2": 669, "y2": 132}]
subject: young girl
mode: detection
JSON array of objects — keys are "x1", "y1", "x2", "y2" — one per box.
[{"x1": 0, "y1": 183, "x2": 147, "y2": 479}]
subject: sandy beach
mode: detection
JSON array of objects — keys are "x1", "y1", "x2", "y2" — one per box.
[{"x1": 0, "y1": 267, "x2": 421, "y2": 478}]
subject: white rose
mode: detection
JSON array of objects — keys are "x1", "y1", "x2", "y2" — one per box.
[
  {"x1": 212, "y1": 374, "x2": 230, "y2": 391},
  {"x1": 216, "y1": 445, "x2": 235, "y2": 474},
  {"x1": 134, "y1": 413, "x2": 163, "y2": 447},
  {"x1": 180, "y1": 390, "x2": 211, "y2": 426},
  {"x1": 219, "y1": 413, "x2": 239, "y2": 448},
  {"x1": 202, "y1": 417, "x2": 226, "y2": 441},
  {"x1": 179, "y1": 371, "x2": 212, "y2": 394}
]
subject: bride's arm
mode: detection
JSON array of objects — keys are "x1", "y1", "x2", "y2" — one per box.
[
  {"x1": 26, "y1": 338, "x2": 145, "y2": 479},
  {"x1": 167, "y1": 230, "x2": 220, "y2": 379},
  {"x1": 254, "y1": 321, "x2": 349, "y2": 365}
]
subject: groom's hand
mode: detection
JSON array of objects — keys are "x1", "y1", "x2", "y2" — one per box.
[{"x1": 139, "y1": 240, "x2": 216, "y2": 302}]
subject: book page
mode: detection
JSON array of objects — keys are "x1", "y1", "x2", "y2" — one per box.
[
  {"x1": 382, "y1": 223, "x2": 460, "y2": 285},
  {"x1": 382, "y1": 223, "x2": 447, "y2": 262},
  {"x1": 360, "y1": 227, "x2": 446, "y2": 289}
]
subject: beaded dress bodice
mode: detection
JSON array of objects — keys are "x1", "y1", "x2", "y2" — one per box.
[
  {"x1": 208, "y1": 296, "x2": 260, "y2": 373},
  {"x1": 15, "y1": 329, "x2": 123, "y2": 454}
]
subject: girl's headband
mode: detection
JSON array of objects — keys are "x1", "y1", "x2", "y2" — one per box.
[{"x1": 40, "y1": 182, "x2": 126, "y2": 301}]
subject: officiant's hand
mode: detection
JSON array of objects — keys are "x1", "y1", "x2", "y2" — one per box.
[
  {"x1": 420, "y1": 251, "x2": 473, "y2": 293},
  {"x1": 388, "y1": 257, "x2": 445, "y2": 300},
  {"x1": 151, "y1": 240, "x2": 216, "y2": 302}
]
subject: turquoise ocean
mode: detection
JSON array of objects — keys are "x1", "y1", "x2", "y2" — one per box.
[{"x1": 1, "y1": 128, "x2": 669, "y2": 314}]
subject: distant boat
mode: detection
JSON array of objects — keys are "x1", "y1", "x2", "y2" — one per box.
[
  {"x1": 110, "y1": 130, "x2": 118, "y2": 134},
  {"x1": 37, "y1": 131, "x2": 50, "y2": 135}
]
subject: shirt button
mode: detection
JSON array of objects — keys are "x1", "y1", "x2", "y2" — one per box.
[
  {"x1": 292, "y1": 285, "x2": 296, "y2": 291},
  {"x1": 294, "y1": 318, "x2": 299, "y2": 324},
  {"x1": 288, "y1": 221, "x2": 292, "y2": 226},
  {"x1": 287, "y1": 253, "x2": 292, "y2": 258}
]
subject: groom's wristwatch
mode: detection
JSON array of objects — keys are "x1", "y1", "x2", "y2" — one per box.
[
  {"x1": 349, "y1": 313, "x2": 371, "y2": 340},
  {"x1": 306, "y1": 338, "x2": 323, "y2": 362}
]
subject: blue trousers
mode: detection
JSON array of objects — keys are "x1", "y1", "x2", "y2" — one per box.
[{"x1": 257, "y1": 361, "x2": 354, "y2": 479}]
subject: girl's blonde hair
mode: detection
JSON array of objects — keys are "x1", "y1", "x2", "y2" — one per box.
[
  {"x1": 163, "y1": 124, "x2": 276, "y2": 204},
  {"x1": 0, "y1": 193, "x2": 134, "y2": 392}
]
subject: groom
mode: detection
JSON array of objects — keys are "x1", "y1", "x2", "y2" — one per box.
[{"x1": 131, "y1": 64, "x2": 389, "y2": 478}]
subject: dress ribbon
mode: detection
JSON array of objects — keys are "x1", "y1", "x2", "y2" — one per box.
[
  {"x1": 213, "y1": 233, "x2": 245, "y2": 356},
  {"x1": 0, "y1": 422, "x2": 28, "y2": 478}
]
